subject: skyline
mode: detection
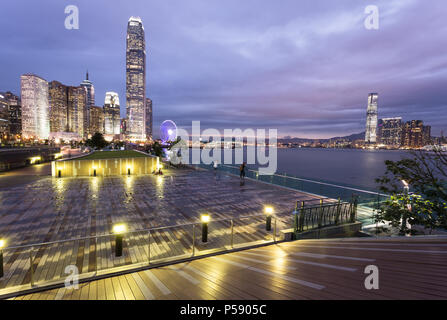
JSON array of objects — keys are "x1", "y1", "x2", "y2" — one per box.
[{"x1": 1, "y1": 1, "x2": 446, "y2": 139}]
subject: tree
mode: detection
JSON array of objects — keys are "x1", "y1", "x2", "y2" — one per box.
[
  {"x1": 86, "y1": 132, "x2": 108, "y2": 150},
  {"x1": 375, "y1": 149, "x2": 447, "y2": 234},
  {"x1": 151, "y1": 141, "x2": 165, "y2": 158}
]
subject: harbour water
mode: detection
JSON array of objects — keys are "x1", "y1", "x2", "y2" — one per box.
[{"x1": 190, "y1": 147, "x2": 413, "y2": 192}]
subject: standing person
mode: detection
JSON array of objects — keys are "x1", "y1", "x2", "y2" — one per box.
[{"x1": 239, "y1": 162, "x2": 246, "y2": 180}]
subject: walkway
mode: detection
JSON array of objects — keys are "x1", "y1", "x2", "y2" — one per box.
[{"x1": 12, "y1": 236, "x2": 447, "y2": 300}]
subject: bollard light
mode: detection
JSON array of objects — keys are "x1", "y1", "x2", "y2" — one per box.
[
  {"x1": 264, "y1": 206, "x2": 274, "y2": 231},
  {"x1": 58, "y1": 169, "x2": 61, "y2": 178},
  {"x1": 201, "y1": 214, "x2": 210, "y2": 243},
  {"x1": 127, "y1": 167, "x2": 131, "y2": 175},
  {"x1": 0, "y1": 239, "x2": 5, "y2": 278},
  {"x1": 113, "y1": 224, "x2": 127, "y2": 257}
]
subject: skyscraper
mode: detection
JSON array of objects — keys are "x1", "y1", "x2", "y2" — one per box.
[
  {"x1": 365, "y1": 93, "x2": 378, "y2": 144},
  {"x1": 89, "y1": 106, "x2": 104, "y2": 135},
  {"x1": 402, "y1": 120, "x2": 431, "y2": 148},
  {"x1": 80, "y1": 71, "x2": 95, "y2": 136},
  {"x1": 21, "y1": 74, "x2": 50, "y2": 140},
  {"x1": 67, "y1": 86, "x2": 86, "y2": 138},
  {"x1": 1, "y1": 91, "x2": 21, "y2": 135},
  {"x1": 126, "y1": 16, "x2": 146, "y2": 141},
  {"x1": 104, "y1": 92, "x2": 121, "y2": 135},
  {"x1": 378, "y1": 117, "x2": 402, "y2": 147},
  {"x1": 145, "y1": 98, "x2": 152, "y2": 140},
  {"x1": 49, "y1": 80, "x2": 68, "y2": 133}
]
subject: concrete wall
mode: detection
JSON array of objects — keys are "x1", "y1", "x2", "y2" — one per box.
[{"x1": 51, "y1": 156, "x2": 157, "y2": 177}]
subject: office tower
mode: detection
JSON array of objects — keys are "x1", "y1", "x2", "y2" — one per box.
[
  {"x1": 104, "y1": 92, "x2": 121, "y2": 135},
  {"x1": 67, "y1": 87, "x2": 86, "y2": 138},
  {"x1": 126, "y1": 16, "x2": 146, "y2": 140},
  {"x1": 378, "y1": 117, "x2": 402, "y2": 147},
  {"x1": 3, "y1": 91, "x2": 21, "y2": 135},
  {"x1": 80, "y1": 71, "x2": 94, "y2": 135},
  {"x1": 20, "y1": 74, "x2": 50, "y2": 140},
  {"x1": 365, "y1": 93, "x2": 378, "y2": 144},
  {"x1": 145, "y1": 98, "x2": 152, "y2": 140},
  {"x1": 0, "y1": 94, "x2": 9, "y2": 136},
  {"x1": 401, "y1": 120, "x2": 431, "y2": 148},
  {"x1": 49, "y1": 81, "x2": 68, "y2": 133},
  {"x1": 89, "y1": 106, "x2": 104, "y2": 135}
]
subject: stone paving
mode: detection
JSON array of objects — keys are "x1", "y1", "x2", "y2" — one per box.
[{"x1": 0, "y1": 166, "x2": 324, "y2": 292}]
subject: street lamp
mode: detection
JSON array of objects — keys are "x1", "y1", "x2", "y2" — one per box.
[
  {"x1": 113, "y1": 224, "x2": 127, "y2": 257},
  {"x1": 0, "y1": 239, "x2": 5, "y2": 278},
  {"x1": 201, "y1": 214, "x2": 210, "y2": 243},
  {"x1": 265, "y1": 206, "x2": 274, "y2": 231}
]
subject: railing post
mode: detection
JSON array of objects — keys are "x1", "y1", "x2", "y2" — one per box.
[
  {"x1": 29, "y1": 248, "x2": 34, "y2": 287},
  {"x1": 293, "y1": 201, "x2": 299, "y2": 233},
  {"x1": 191, "y1": 224, "x2": 196, "y2": 257},
  {"x1": 230, "y1": 219, "x2": 234, "y2": 249},
  {"x1": 148, "y1": 231, "x2": 151, "y2": 264},
  {"x1": 335, "y1": 198, "x2": 341, "y2": 225},
  {"x1": 0, "y1": 248, "x2": 3, "y2": 278},
  {"x1": 318, "y1": 199, "x2": 323, "y2": 228},
  {"x1": 299, "y1": 201, "x2": 305, "y2": 232},
  {"x1": 273, "y1": 218, "x2": 277, "y2": 243}
]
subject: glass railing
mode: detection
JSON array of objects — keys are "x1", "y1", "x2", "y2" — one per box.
[
  {"x1": 192, "y1": 163, "x2": 389, "y2": 225},
  {"x1": 0, "y1": 214, "x2": 285, "y2": 297}
]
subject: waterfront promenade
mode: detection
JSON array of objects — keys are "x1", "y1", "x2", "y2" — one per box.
[
  {"x1": 12, "y1": 237, "x2": 447, "y2": 300},
  {"x1": 0, "y1": 164, "x2": 327, "y2": 295}
]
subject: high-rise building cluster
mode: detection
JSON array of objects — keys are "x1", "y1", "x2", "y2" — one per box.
[
  {"x1": 365, "y1": 93, "x2": 433, "y2": 149},
  {"x1": 0, "y1": 16, "x2": 153, "y2": 144}
]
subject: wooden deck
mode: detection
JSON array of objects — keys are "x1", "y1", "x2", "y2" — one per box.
[
  {"x1": 0, "y1": 167, "x2": 329, "y2": 293},
  {"x1": 11, "y1": 236, "x2": 447, "y2": 300}
]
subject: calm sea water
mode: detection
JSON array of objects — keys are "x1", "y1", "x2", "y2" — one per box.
[
  {"x1": 272, "y1": 148, "x2": 411, "y2": 191},
  {"x1": 191, "y1": 147, "x2": 412, "y2": 192}
]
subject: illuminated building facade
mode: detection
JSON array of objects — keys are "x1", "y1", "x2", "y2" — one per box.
[
  {"x1": 89, "y1": 106, "x2": 104, "y2": 135},
  {"x1": 378, "y1": 117, "x2": 402, "y2": 147},
  {"x1": 0, "y1": 95, "x2": 10, "y2": 137},
  {"x1": 20, "y1": 74, "x2": 50, "y2": 140},
  {"x1": 104, "y1": 92, "x2": 121, "y2": 135},
  {"x1": 3, "y1": 91, "x2": 21, "y2": 135},
  {"x1": 402, "y1": 120, "x2": 431, "y2": 148},
  {"x1": 126, "y1": 16, "x2": 146, "y2": 140},
  {"x1": 67, "y1": 86, "x2": 86, "y2": 138},
  {"x1": 49, "y1": 81, "x2": 68, "y2": 133},
  {"x1": 365, "y1": 93, "x2": 378, "y2": 144},
  {"x1": 145, "y1": 98, "x2": 152, "y2": 140},
  {"x1": 80, "y1": 71, "x2": 95, "y2": 136}
]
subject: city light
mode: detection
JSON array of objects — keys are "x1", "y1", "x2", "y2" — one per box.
[
  {"x1": 113, "y1": 224, "x2": 127, "y2": 234},
  {"x1": 30, "y1": 156, "x2": 41, "y2": 164},
  {"x1": 264, "y1": 206, "x2": 274, "y2": 216},
  {"x1": 0, "y1": 239, "x2": 5, "y2": 249},
  {"x1": 201, "y1": 214, "x2": 210, "y2": 223}
]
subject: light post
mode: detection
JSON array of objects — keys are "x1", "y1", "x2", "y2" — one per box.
[
  {"x1": 401, "y1": 180, "x2": 410, "y2": 235},
  {"x1": 201, "y1": 214, "x2": 210, "y2": 243},
  {"x1": 265, "y1": 206, "x2": 274, "y2": 231},
  {"x1": 113, "y1": 224, "x2": 127, "y2": 257},
  {"x1": 0, "y1": 239, "x2": 5, "y2": 278}
]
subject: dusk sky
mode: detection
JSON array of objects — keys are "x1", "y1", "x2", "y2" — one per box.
[{"x1": 0, "y1": 0, "x2": 446, "y2": 139}]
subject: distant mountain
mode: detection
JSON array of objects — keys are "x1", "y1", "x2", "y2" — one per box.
[{"x1": 279, "y1": 132, "x2": 365, "y2": 143}]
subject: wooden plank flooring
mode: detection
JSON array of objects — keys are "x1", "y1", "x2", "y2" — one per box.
[
  {"x1": 10, "y1": 237, "x2": 447, "y2": 300},
  {"x1": 0, "y1": 168, "x2": 327, "y2": 292}
]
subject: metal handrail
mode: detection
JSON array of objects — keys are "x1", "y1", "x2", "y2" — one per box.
[{"x1": 2, "y1": 213, "x2": 269, "y2": 251}]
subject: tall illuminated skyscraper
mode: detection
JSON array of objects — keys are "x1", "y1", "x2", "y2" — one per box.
[
  {"x1": 365, "y1": 93, "x2": 378, "y2": 144},
  {"x1": 20, "y1": 74, "x2": 50, "y2": 139},
  {"x1": 126, "y1": 16, "x2": 146, "y2": 140},
  {"x1": 104, "y1": 92, "x2": 121, "y2": 135},
  {"x1": 80, "y1": 71, "x2": 95, "y2": 136}
]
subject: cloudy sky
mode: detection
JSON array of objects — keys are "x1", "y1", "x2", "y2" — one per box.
[{"x1": 0, "y1": 0, "x2": 446, "y2": 138}]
